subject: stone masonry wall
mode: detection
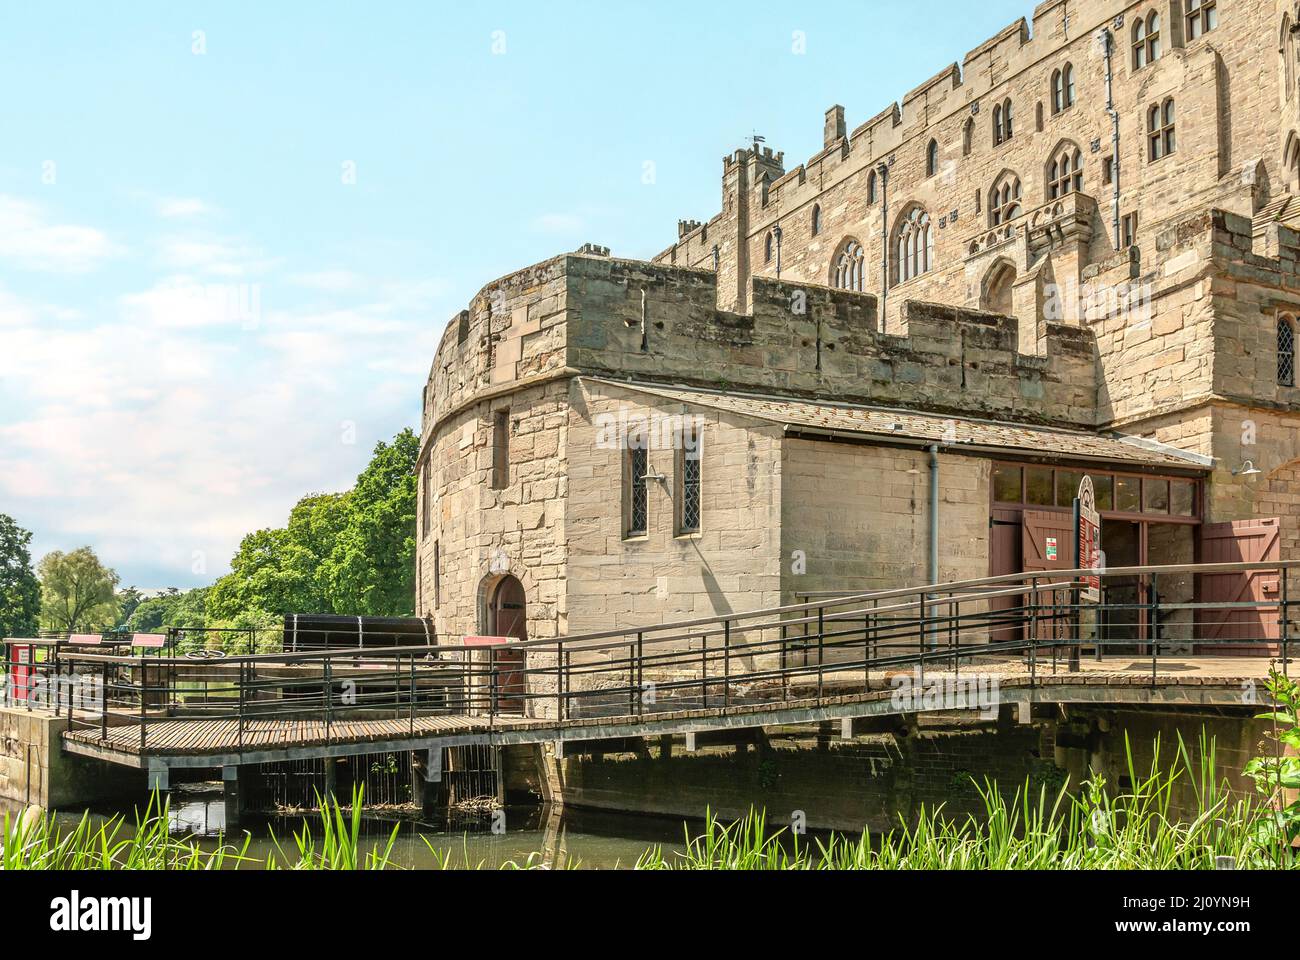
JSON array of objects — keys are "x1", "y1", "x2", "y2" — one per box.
[
  {"x1": 564, "y1": 380, "x2": 785, "y2": 636},
  {"x1": 780, "y1": 439, "x2": 991, "y2": 597}
]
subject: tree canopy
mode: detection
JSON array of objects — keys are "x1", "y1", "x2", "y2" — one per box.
[
  {"x1": 37, "y1": 547, "x2": 120, "y2": 632},
  {"x1": 208, "y1": 428, "x2": 418, "y2": 622},
  {"x1": 0, "y1": 514, "x2": 41, "y2": 638}
]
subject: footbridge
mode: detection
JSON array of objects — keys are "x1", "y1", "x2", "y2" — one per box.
[{"x1": 3, "y1": 562, "x2": 1292, "y2": 787}]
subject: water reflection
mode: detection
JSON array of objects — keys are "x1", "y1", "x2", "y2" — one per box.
[{"x1": 3, "y1": 790, "x2": 690, "y2": 870}]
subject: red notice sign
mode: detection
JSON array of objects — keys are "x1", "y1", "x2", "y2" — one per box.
[{"x1": 1077, "y1": 475, "x2": 1102, "y2": 602}]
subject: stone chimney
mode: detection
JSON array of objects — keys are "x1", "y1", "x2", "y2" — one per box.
[{"x1": 824, "y1": 105, "x2": 846, "y2": 148}]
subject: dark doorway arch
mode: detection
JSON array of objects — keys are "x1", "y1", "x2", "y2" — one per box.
[
  {"x1": 486, "y1": 574, "x2": 528, "y2": 641},
  {"x1": 981, "y1": 259, "x2": 1017, "y2": 316}
]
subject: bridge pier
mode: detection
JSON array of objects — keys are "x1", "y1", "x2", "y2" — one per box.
[
  {"x1": 222, "y1": 765, "x2": 242, "y2": 829},
  {"x1": 411, "y1": 747, "x2": 448, "y2": 817}
]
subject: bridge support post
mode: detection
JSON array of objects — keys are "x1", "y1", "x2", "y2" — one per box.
[
  {"x1": 147, "y1": 759, "x2": 169, "y2": 794},
  {"x1": 412, "y1": 747, "x2": 448, "y2": 817},
  {"x1": 222, "y1": 765, "x2": 243, "y2": 830}
]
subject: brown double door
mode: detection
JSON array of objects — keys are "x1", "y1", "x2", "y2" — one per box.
[
  {"x1": 1197, "y1": 518, "x2": 1281, "y2": 655},
  {"x1": 989, "y1": 509, "x2": 1074, "y2": 643}
]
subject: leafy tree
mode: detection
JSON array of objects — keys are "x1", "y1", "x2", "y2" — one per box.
[
  {"x1": 207, "y1": 492, "x2": 349, "y2": 620},
  {"x1": 319, "y1": 429, "x2": 418, "y2": 616},
  {"x1": 38, "y1": 547, "x2": 120, "y2": 633},
  {"x1": 115, "y1": 585, "x2": 145, "y2": 626},
  {"x1": 0, "y1": 514, "x2": 41, "y2": 638},
  {"x1": 207, "y1": 429, "x2": 417, "y2": 622}
]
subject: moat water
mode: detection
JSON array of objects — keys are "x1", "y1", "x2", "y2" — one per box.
[{"x1": 2, "y1": 787, "x2": 691, "y2": 869}]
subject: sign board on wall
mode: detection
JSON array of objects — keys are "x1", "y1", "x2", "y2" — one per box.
[
  {"x1": 1077, "y1": 475, "x2": 1102, "y2": 602},
  {"x1": 1046, "y1": 537, "x2": 1057, "y2": 561}
]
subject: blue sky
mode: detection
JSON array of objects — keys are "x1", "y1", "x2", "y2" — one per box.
[{"x1": 0, "y1": 0, "x2": 1029, "y2": 589}]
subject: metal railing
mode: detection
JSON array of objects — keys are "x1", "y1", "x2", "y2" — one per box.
[{"x1": 3, "y1": 560, "x2": 1293, "y2": 753}]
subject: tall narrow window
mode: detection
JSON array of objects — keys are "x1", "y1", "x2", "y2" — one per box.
[
  {"x1": 993, "y1": 98, "x2": 1013, "y2": 145},
  {"x1": 1122, "y1": 212, "x2": 1138, "y2": 247},
  {"x1": 1280, "y1": 315, "x2": 1296, "y2": 387},
  {"x1": 491, "y1": 410, "x2": 509, "y2": 489},
  {"x1": 926, "y1": 139, "x2": 939, "y2": 177},
  {"x1": 1052, "y1": 64, "x2": 1076, "y2": 113},
  {"x1": 433, "y1": 540, "x2": 441, "y2": 608},
  {"x1": 626, "y1": 436, "x2": 648, "y2": 538},
  {"x1": 421, "y1": 458, "x2": 431, "y2": 538},
  {"x1": 989, "y1": 173, "x2": 1022, "y2": 226},
  {"x1": 962, "y1": 117, "x2": 974, "y2": 156},
  {"x1": 1048, "y1": 145, "x2": 1083, "y2": 199},
  {"x1": 894, "y1": 207, "x2": 933, "y2": 285},
  {"x1": 867, "y1": 169, "x2": 878, "y2": 204},
  {"x1": 764, "y1": 231, "x2": 774, "y2": 263},
  {"x1": 1148, "y1": 99, "x2": 1175, "y2": 161},
  {"x1": 1133, "y1": 13, "x2": 1160, "y2": 68},
  {"x1": 832, "y1": 238, "x2": 865, "y2": 291},
  {"x1": 677, "y1": 424, "x2": 701, "y2": 535},
  {"x1": 1187, "y1": 0, "x2": 1217, "y2": 40},
  {"x1": 811, "y1": 204, "x2": 822, "y2": 237}
]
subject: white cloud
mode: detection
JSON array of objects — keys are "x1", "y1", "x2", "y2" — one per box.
[
  {"x1": 288, "y1": 269, "x2": 366, "y2": 293},
  {"x1": 156, "y1": 235, "x2": 277, "y2": 277},
  {"x1": 0, "y1": 195, "x2": 122, "y2": 272},
  {"x1": 155, "y1": 196, "x2": 216, "y2": 219}
]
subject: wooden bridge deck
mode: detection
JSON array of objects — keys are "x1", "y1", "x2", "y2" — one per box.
[
  {"x1": 62, "y1": 713, "x2": 517, "y2": 760},
  {"x1": 57, "y1": 656, "x2": 1277, "y2": 770}
]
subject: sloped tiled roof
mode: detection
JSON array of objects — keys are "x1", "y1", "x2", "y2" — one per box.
[{"x1": 587, "y1": 379, "x2": 1210, "y2": 471}]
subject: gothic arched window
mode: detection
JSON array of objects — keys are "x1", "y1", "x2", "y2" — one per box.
[
  {"x1": 1148, "y1": 99, "x2": 1176, "y2": 161},
  {"x1": 1048, "y1": 145, "x2": 1083, "y2": 199},
  {"x1": 811, "y1": 204, "x2": 822, "y2": 237},
  {"x1": 832, "y1": 238, "x2": 865, "y2": 292},
  {"x1": 926, "y1": 139, "x2": 939, "y2": 177},
  {"x1": 1187, "y1": 0, "x2": 1218, "y2": 40},
  {"x1": 993, "y1": 98, "x2": 1013, "y2": 145},
  {"x1": 1052, "y1": 64, "x2": 1076, "y2": 113},
  {"x1": 990, "y1": 173, "x2": 1022, "y2": 226},
  {"x1": 893, "y1": 207, "x2": 933, "y2": 285},
  {"x1": 1133, "y1": 12, "x2": 1161, "y2": 69}
]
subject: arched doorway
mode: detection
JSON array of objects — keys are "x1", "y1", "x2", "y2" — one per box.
[
  {"x1": 981, "y1": 260, "x2": 1016, "y2": 316},
  {"x1": 477, "y1": 574, "x2": 527, "y2": 714},
  {"x1": 487, "y1": 575, "x2": 528, "y2": 641}
]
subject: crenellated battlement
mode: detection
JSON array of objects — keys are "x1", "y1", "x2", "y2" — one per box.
[{"x1": 424, "y1": 252, "x2": 1099, "y2": 443}]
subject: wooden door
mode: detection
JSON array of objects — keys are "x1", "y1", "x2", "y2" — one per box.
[
  {"x1": 1197, "y1": 518, "x2": 1281, "y2": 655},
  {"x1": 989, "y1": 509, "x2": 1023, "y2": 643},
  {"x1": 488, "y1": 577, "x2": 527, "y2": 712},
  {"x1": 1021, "y1": 510, "x2": 1077, "y2": 643}
]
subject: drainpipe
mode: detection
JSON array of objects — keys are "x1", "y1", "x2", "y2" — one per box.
[
  {"x1": 927, "y1": 444, "x2": 940, "y2": 650},
  {"x1": 1098, "y1": 27, "x2": 1122, "y2": 250},
  {"x1": 877, "y1": 162, "x2": 890, "y2": 330},
  {"x1": 773, "y1": 224, "x2": 783, "y2": 280}
]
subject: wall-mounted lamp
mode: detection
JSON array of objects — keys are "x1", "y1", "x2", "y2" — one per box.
[{"x1": 1232, "y1": 460, "x2": 1262, "y2": 478}]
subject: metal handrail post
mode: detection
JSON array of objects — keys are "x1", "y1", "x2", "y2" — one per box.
[
  {"x1": 635, "y1": 632, "x2": 644, "y2": 716},
  {"x1": 1150, "y1": 572, "x2": 1160, "y2": 687},
  {"x1": 723, "y1": 620, "x2": 731, "y2": 708},
  {"x1": 1280, "y1": 568, "x2": 1290, "y2": 679},
  {"x1": 816, "y1": 606, "x2": 825, "y2": 700},
  {"x1": 100, "y1": 662, "x2": 108, "y2": 741},
  {"x1": 1029, "y1": 576, "x2": 1039, "y2": 691},
  {"x1": 324, "y1": 657, "x2": 332, "y2": 744}
]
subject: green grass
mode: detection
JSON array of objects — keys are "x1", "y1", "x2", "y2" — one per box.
[
  {"x1": 1, "y1": 732, "x2": 1289, "y2": 870},
  {"x1": 636, "y1": 732, "x2": 1284, "y2": 870}
]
